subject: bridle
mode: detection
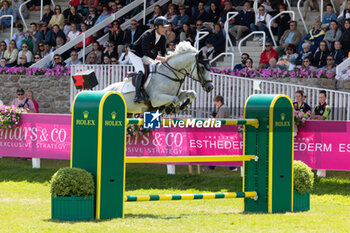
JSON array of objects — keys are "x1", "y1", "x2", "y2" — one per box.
[{"x1": 151, "y1": 53, "x2": 212, "y2": 95}]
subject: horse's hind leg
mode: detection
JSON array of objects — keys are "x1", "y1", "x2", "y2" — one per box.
[
  {"x1": 151, "y1": 94, "x2": 180, "y2": 108},
  {"x1": 173, "y1": 90, "x2": 196, "y2": 113}
]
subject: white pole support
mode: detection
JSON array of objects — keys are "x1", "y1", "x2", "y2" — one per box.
[
  {"x1": 32, "y1": 158, "x2": 40, "y2": 169},
  {"x1": 167, "y1": 164, "x2": 176, "y2": 175}
]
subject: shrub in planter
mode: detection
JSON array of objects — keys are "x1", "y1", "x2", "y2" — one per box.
[
  {"x1": 293, "y1": 161, "x2": 314, "y2": 212},
  {"x1": 50, "y1": 167, "x2": 95, "y2": 221}
]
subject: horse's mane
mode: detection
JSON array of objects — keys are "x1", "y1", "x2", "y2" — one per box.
[{"x1": 167, "y1": 41, "x2": 198, "y2": 59}]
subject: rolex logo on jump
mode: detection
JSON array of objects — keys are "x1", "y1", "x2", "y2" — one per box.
[
  {"x1": 281, "y1": 113, "x2": 286, "y2": 121},
  {"x1": 275, "y1": 113, "x2": 290, "y2": 127},
  {"x1": 104, "y1": 111, "x2": 122, "y2": 127},
  {"x1": 76, "y1": 110, "x2": 95, "y2": 126},
  {"x1": 111, "y1": 111, "x2": 117, "y2": 120},
  {"x1": 83, "y1": 110, "x2": 89, "y2": 119}
]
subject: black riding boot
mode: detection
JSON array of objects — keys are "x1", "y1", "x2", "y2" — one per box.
[{"x1": 134, "y1": 71, "x2": 146, "y2": 103}]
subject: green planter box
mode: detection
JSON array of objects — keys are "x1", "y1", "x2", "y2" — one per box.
[
  {"x1": 51, "y1": 195, "x2": 95, "y2": 221},
  {"x1": 293, "y1": 190, "x2": 310, "y2": 212}
]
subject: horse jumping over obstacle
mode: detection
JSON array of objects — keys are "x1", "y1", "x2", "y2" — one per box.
[{"x1": 71, "y1": 92, "x2": 294, "y2": 219}]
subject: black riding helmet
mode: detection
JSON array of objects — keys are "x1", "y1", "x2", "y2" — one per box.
[{"x1": 153, "y1": 16, "x2": 169, "y2": 27}]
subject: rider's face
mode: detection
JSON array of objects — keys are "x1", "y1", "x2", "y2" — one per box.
[{"x1": 156, "y1": 25, "x2": 167, "y2": 35}]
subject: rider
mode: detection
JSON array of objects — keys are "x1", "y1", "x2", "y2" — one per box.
[{"x1": 129, "y1": 16, "x2": 169, "y2": 103}]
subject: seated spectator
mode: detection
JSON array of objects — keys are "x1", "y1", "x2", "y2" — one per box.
[
  {"x1": 84, "y1": 7, "x2": 98, "y2": 28},
  {"x1": 303, "y1": 0, "x2": 319, "y2": 20},
  {"x1": 108, "y1": 1, "x2": 118, "y2": 14},
  {"x1": 191, "y1": 1, "x2": 209, "y2": 26},
  {"x1": 86, "y1": 51, "x2": 98, "y2": 64},
  {"x1": 111, "y1": 56, "x2": 118, "y2": 64},
  {"x1": 167, "y1": 41, "x2": 176, "y2": 53},
  {"x1": 276, "y1": 21, "x2": 302, "y2": 57},
  {"x1": 147, "y1": 5, "x2": 162, "y2": 27},
  {"x1": 33, "y1": 53, "x2": 41, "y2": 63},
  {"x1": 124, "y1": 20, "x2": 143, "y2": 45},
  {"x1": 49, "y1": 5, "x2": 65, "y2": 30},
  {"x1": 18, "y1": 42, "x2": 33, "y2": 64},
  {"x1": 67, "y1": 23, "x2": 81, "y2": 43},
  {"x1": 27, "y1": 0, "x2": 49, "y2": 11},
  {"x1": 49, "y1": 54, "x2": 65, "y2": 68},
  {"x1": 259, "y1": 0, "x2": 277, "y2": 14},
  {"x1": 337, "y1": 0, "x2": 350, "y2": 26},
  {"x1": 17, "y1": 55, "x2": 30, "y2": 67},
  {"x1": 0, "y1": 1, "x2": 13, "y2": 32},
  {"x1": 267, "y1": 57, "x2": 278, "y2": 70},
  {"x1": 64, "y1": 5, "x2": 83, "y2": 36},
  {"x1": 0, "y1": 57, "x2": 10, "y2": 68},
  {"x1": 277, "y1": 44, "x2": 298, "y2": 70},
  {"x1": 296, "y1": 42, "x2": 313, "y2": 65},
  {"x1": 302, "y1": 57, "x2": 316, "y2": 71},
  {"x1": 218, "y1": 0, "x2": 236, "y2": 28},
  {"x1": 66, "y1": 50, "x2": 82, "y2": 67},
  {"x1": 324, "y1": 20, "x2": 342, "y2": 50},
  {"x1": 95, "y1": 5, "x2": 110, "y2": 32},
  {"x1": 229, "y1": 1, "x2": 255, "y2": 44},
  {"x1": 331, "y1": 40, "x2": 346, "y2": 64},
  {"x1": 259, "y1": 41, "x2": 277, "y2": 69},
  {"x1": 173, "y1": 5, "x2": 189, "y2": 33},
  {"x1": 108, "y1": 20, "x2": 124, "y2": 57},
  {"x1": 191, "y1": 20, "x2": 210, "y2": 48},
  {"x1": 49, "y1": 24, "x2": 66, "y2": 47},
  {"x1": 4, "y1": 40, "x2": 19, "y2": 66},
  {"x1": 40, "y1": 22, "x2": 52, "y2": 42},
  {"x1": 27, "y1": 23, "x2": 43, "y2": 54},
  {"x1": 298, "y1": 21, "x2": 325, "y2": 52},
  {"x1": 38, "y1": 42, "x2": 45, "y2": 57},
  {"x1": 312, "y1": 41, "x2": 330, "y2": 68},
  {"x1": 11, "y1": 88, "x2": 36, "y2": 113},
  {"x1": 103, "y1": 55, "x2": 111, "y2": 64},
  {"x1": 234, "y1": 53, "x2": 249, "y2": 70},
  {"x1": 54, "y1": 36, "x2": 65, "y2": 50},
  {"x1": 103, "y1": 41, "x2": 118, "y2": 59},
  {"x1": 250, "y1": 5, "x2": 272, "y2": 42},
  {"x1": 79, "y1": 0, "x2": 98, "y2": 16},
  {"x1": 179, "y1": 22, "x2": 193, "y2": 42},
  {"x1": 340, "y1": 19, "x2": 350, "y2": 53},
  {"x1": 87, "y1": 41, "x2": 102, "y2": 63},
  {"x1": 294, "y1": 90, "x2": 311, "y2": 113},
  {"x1": 0, "y1": 41, "x2": 6, "y2": 59},
  {"x1": 271, "y1": 4, "x2": 290, "y2": 45},
  {"x1": 42, "y1": 42, "x2": 53, "y2": 57},
  {"x1": 322, "y1": 4, "x2": 337, "y2": 28},
  {"x1": 245, "y1": 58, "x2": 255, "y2": 71},
  {"x1": 12, "y1": 0, "x2": 28, "y2": 25},
  {"x1": 12, "y1": 23, "x2": 27, "y2": 49},
  {"x1": 208, "y1": 2, "x2": 220, "y2": 24},
  {"x1": 318, "y1": 55, "x2": 336, "y2": 76},
  {"x1": 118, "y1": 45, "x2": 131, "y2": 65},
  {"x1": 76, "y1": 23, "x2": 94, "y2": 49},
  {"x1": 165, "y1": 23, "x2": 176, "y2": 46},
  {"x1": 26, "y1": 91, "x2": 39, "y2": 113},
  {"x1": 41, "y1": 5, "x2": 54, "y2": 25},
  {"x1": 164, "y1": 4, "x2": 177, "y2": 24},
  {"x1": 201, "y1": 24, "x2": 225, "y2": 59}
]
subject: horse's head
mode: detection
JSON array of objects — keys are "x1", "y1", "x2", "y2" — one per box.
[{"x1": 195, "y1": 50, "x2": 213, "y2": 93}]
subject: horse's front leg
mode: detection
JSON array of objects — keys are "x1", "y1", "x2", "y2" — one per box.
[{"x1": 174, "y1": 90, "x2": 196, "y2": 113}]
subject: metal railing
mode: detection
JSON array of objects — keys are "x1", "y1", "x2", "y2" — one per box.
[
  {"x1": 209, "y1": 52, "x2": 234, "y2": 69},
  {"x1": 0, "y1": 15, "x2": 13, "y2": 40},
  {"x1": 297, "y1": 0, "x2": 308, "y2": 33},
  {"x1": 70, "y1": 65, "x2": 350, "y2": 120},
  {"x1": 238, "y1": 31, "x2": 266, "y2": 55},
  {"x1": 40, "y1": 0, "x2": 55, "y2": 21},
  {"x1": 336, "y1": 57, "x2": 350, "y2": 79},
  {"x1": 194, "y1": 31, "x2": 209, "y2": 50},
  {"x1": 224, "y1": 12, "x2": 238, "y2": 53},
  {"x1": 19, "y1": 0, "x2": 31, "y2": 31},
  {"x1": 268, "y1": 11, "x2": 295, "y2": 47}
]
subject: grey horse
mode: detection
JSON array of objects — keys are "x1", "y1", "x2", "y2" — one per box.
[{"x1": 103, "y1": 41, "x2": 213, "y2": 114}]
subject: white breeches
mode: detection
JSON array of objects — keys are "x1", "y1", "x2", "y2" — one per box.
[{"x1": 128, "y1": 50, "x2": 156, "y2": 73}]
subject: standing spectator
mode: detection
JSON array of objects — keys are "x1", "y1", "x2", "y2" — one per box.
[
  {"x1": 340, "y1": 19, "x2": 350, "y2": 53},
  {"x1": 11, "y1": 88, "x2": 36, "y2": 113},
  {"x1": 108, "y1": 20, "x2": 124, "y2": 57},
  {"x1": 4, "y1": 40, "x2": 19, "y2": 66},
  {"x1": 276, "y1": 21, "x2": 302, "y2": 56},
  {"x1": 271, "y1": 4, "x2": 290, "y2": 45},
  {"x1": 324, "y1": 20, "x2": 342, "y2": 50},
  {"x1": 173, "y1": 5, "x2": 189, "y2": 33},
  {"x1": 165, "y1": 23, "x2": 176, "y2": 46},
  {"x1": 64, "y1": 5, "x2": 83, "y2": 36},
  {"x1": 124, "y1": 20, "x2": 143, "y2": 46},
  {"x1": 311, "y1": 90, "x2": 331, "y2": 178},
  {"x1": 201, "y1": 24, "x2": 225, "y2": 59},
  {"x1": 12, "y1": 0, "x2": 28, "y2": 25},
  {"x1": 87, "y1": 41, "x2": 102, "y2": 63},
  {"x1": 0, "y1": 41, "x2": 6, "y2": 59},
  {"x1": 331, "y1": 41, "x2": 346, "y2": 65},
  {"x1": 234, "y1": 53, "x2": 249, "y2": 70},
  {"x1": 49, "y1": 24, "x2": 66, "y2": 47},
  {"x1": 49, "y1": 5, "x2": 65, "y2": 30},
  {"x1": 298, "y1": 21, "x2": 325, "y2": 52},
  {"x1": 250, "y1": 5, "x2": 272, "y2": 42},
  {"x1": 27, "y1": 23, "x2": 43, "y2": 54},
  {"x1": 294, "y1": 90, "x2": 311, "y2": 113},
  {"x1": 84, "y1": 7, "x2": 98, "y2": 28},
  {"x1": 179, "y1": 22, "x2": 193, "y2": 42},
  {"x1": 229, "y1": 1, "x2": 254, "y2": 44},
  {"x1": 26, "y1": 91, "x2": 39, "y2": 113},
  {"x1": 319, "y1": 55, "x2": 336, "y2": 77},
  {"x1": 41, "y1": 5, "x2": 54, "y2": 25},
  {"x1": 12, "y1": 24, "x2": 27, "y2": 49},
  {"x1": 118, "y1": 45, "x2": 131, "y2": 65},
  {"x1": 164, "y1": 4, "x2": 177, "y2": 24},
  {"x1": 67, "y1": 23, "x2": 81, "y2": 43},
  {"x1": 0, "y1": 1, "x2": 13, "y2": 32},
  {"x1": 190, "y1": 1, "x2": 209, "y2": 26},
  {"x1": 259, "y1": 41, "x2": 278, "y2": 69},
  {"x1": 207, "y1": 2, "x2": 220, "y2": 24},
  {"x1": 322, "y1": 4, "x2": 337, "y2": 28},
  {"x1": 17, "y1": 42, "x2": 33, "y2": 64},
  {"x1": 66, "y1": 50, "x2": 82, "y2": 67},
  {"x1": 312, "y1": 41, "x2": 330, "y2": 68}
]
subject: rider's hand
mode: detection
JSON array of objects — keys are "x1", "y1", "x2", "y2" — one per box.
[{"x1": 158, "y1": 56, "x2": 167, "y2": 63}]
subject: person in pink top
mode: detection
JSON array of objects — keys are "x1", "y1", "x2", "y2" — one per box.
[
  {"x1": 11, "y1": 88, "x2": 36, "y2": 113},
  {"x1": 26, "y1": 91, "x2": 39, "y2": 113}
]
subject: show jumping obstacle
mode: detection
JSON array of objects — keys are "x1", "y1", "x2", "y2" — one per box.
[{"x1": 70, "y1": 91, "x2": 294, "y2": 219}]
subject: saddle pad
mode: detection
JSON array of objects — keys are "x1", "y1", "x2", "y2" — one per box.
[{"x1": 121, "y1": 73, "x2": 152, "y2": 94}]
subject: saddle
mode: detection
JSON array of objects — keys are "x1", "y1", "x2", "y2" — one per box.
[{"x1": 127, "y1": 64, "x2": 151, "y2": 87}]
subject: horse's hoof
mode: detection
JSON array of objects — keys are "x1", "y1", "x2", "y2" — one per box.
[{"x1": 180, "y1": 98, "x2": 191, "y2": 110}]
